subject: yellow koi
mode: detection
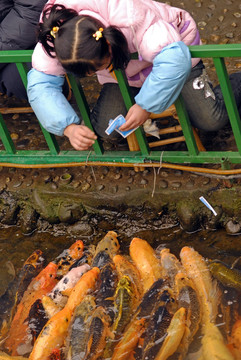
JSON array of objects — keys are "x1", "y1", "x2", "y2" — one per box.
[
  {"x1": 129, "y1": 238, "x2": 162, "y2": 293},
  {"x1": 201, "y1": 323, "x2": 235, "y2": 360},
  {"x1": 180, "y1": 246, "x2": 220, "y2": 328},
  {"x1": 155, "y1": 307, "x2": 187, "y2": 360}
]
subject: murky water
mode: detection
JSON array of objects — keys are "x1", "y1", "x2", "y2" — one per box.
[
  {"x1": 1, "y1": 224, "x2": 240, "y2": 277},
  {"x1": 0, "y1": 223, "x2": 240, "y2": 359}
]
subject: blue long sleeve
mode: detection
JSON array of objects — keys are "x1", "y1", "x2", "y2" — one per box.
[
  {"x1": 27, "y1": 69, "x2": 80, "y2": 136},
  {"x1": 134, "y1": 41, "x2": 191, "y2": 114}
]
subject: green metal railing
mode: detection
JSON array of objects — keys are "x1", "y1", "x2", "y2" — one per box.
[{"x1": 0, "y1": 44, "x2": 241, "y2": 168}]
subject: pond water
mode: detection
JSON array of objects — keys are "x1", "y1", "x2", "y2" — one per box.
[{"x1": 0, "y1": 224, "x2": 240, "y2": 359}]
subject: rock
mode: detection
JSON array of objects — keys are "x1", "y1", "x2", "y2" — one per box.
[
  {"x1": 225, "y1": 219, "x2": 241, "y2": 234},
  {"x1": 19, "y1": 204, "x2": 39, "y2": 234},
  {"x1": 203, "y1": 206, "x2": 223, "y2": 230},
  {"x1": 67, "y1": 221, "x2": 93, "y2": 236},
  {"x1": 177, "y1": 199, "x2": 200, "y2": 232},
  {"x1": 57, "y1": 202, "x2": 85, "y2": 223},
  {"x1": 0, "y1": 191, "x2": 19, "y2": 225}
]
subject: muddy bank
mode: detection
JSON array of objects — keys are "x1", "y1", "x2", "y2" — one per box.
[{"x1": 0, "y1": 165, "x2": 240, "y2": 235}]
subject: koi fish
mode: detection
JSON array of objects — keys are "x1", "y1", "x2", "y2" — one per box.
[
  {"x1": 85, "y1": 306, "x2": 113, "y2": 360},
  {"x1": 129, "y1": 238, "x2": 162, "y2": 293},
  {"x1": 208, "y1": 260, "x2": 241, "y2": 292},
  {"x1": 4, "y1": 261, "x2": 59, "y2": 356},
  {"x1": 155, "y1": 307, "x2": 187, "y2": 360},
  {"x1": 0, "y1": 250, "x2": 45, "y2": 343},
  {"x1": 49, "y1": 264, "x2": 90, "y2": 307},
  {"x1": 104, "y1": 275, "x2": 136, "y2": 358},
  {"x1": 139, "y1": 305, "x2": 173, "y2": 360},
  {"x1": 91, "y1": 251, "x2": 112, "y2": 269},
  {"x1": 160, "y1": 248, "x2": 184, "y2": 286},
  {"x1": 93, "y1": 231, "x2": 120, "y2": 260},
  {"x1": 41, "y1": 296, "x2": 61, "y2": 319},
  {"x1": 111, "y1": 318, "x2": 146, "y2": 360},
  {"x1": 113, "y1": 254, "x2": 144, "y2": 300},
  {"x1": 0, "y1": 351, "x2": 28, "y2": 360},
  {"x1": 95, "y1": 263, "x2": 118, "y2": 319},
  {"x1": 174, "y1": 272, "x2": 201, "y2": 359},
  {"x1": 54, "y1": 240, "x2": 84, "y2": 277},
  {"x1": 65, "y1": 295, "x2": 96, "y2": 360},
  {"x1": 112, "y1": 276, "x2": 134, "y2": 337},
  {"x1": 200, "y1": 322, "x2": 235, "y2": 360},
  {"x1": 180, "y1": 246, "x2": 220, "y2": 328},
  {"x1": 227, "y1": 317, "x2": 241, "y2": 360},
  {"x1": 111, "y1": 278, "x2": 169, "y2": 360},
  {"x1": 29, "y1": 267, "x2": 100, "y2": 360}
]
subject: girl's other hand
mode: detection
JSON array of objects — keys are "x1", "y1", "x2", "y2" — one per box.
[
  {"x1": 119, "y1": 104, "x2": 151, "y2": 131},
  {"x1": 64, "y1": 124, "x2": 97, "y2": 150}
]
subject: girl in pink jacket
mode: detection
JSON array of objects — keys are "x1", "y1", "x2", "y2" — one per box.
[{"x1": 27, "y1": 0, "x2": 241, "y2": 150}]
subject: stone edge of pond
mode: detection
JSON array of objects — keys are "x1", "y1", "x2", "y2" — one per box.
[{"x1": 0, "y1": 171, "x2": 240, "y2": 235}]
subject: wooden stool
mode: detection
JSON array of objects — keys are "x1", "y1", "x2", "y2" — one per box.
[{"x1": 147, "y1": 105, "x2": 206, "y2": 152}]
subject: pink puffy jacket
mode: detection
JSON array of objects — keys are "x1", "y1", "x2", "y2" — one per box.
[{"x1": 32, "y1": 0, "x2": 201, "y2": 87}]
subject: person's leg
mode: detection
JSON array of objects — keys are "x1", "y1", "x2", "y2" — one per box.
[
  {"x1": 0, "y1": 63, "x2": 32, "y2": 100},
  {"x1": 181, "y1": 60, "x2": 241, "y2": 131},
  {"x1": 91, "y1": 83, "x2": 140, "y2": 139}
]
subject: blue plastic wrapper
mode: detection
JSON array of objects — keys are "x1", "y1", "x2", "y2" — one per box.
[{"x1": 105, "y1": 115, "x2": 138, "y2": 138}]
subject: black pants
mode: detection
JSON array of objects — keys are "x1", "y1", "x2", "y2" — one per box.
[
  {"x1": 0, "y1": 63, "x2": 31, "y2": 100},
  {"x1": 0, "y1": 63, "x2": 70, "y2": 101}
]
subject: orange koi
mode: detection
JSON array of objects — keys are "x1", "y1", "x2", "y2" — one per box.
[
  {"x1": 29, "y1": 267, "x2": 100, "y2": 360},
  {"x1": 227, "y1": 317, "x2": 241, "y2": 360},
  {"x1": 0, "y1": 250, "x2": 45, "y2": 343},
  {"x1": 129, "y1": 238, "x2": 162, "y2": 293},
  {"x1": 111, "y1": 318, "x2": 146, "y2": 360},
  {"x1": 54, "y1": 240, "x2": 84, "y2": 277},
  {"x1": 4, "y1": 261, "x2": 58, "y2": 356}
]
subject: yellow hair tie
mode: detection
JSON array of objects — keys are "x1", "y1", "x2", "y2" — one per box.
[
  {"x1": 50, "y1": 26, "x2": 59, "y2": 39},
  {"x1": 93, "y1": 27, "x2": 103, "y2": 41}
]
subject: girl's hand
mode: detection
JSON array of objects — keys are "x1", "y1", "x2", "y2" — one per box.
[
  {"x1": 119, "y1": 104, "x2": 151, "y2": 131},
  {"x1": 64, "y1": 124, "x2": 97, "y2": 150}
]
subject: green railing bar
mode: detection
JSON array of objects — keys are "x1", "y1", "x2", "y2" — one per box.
[
  {"x1": 0, "y1": 113, "x2": 16, "y2": 154},
  {"x1": 39, "y1": 125, "x2": 60, "y2": 155},
  {"x1": 114, "y1": 69, "x2": 149, "y2": 155},
  {"x1": 16, "y1": 61, "x2": 60, "y2": 155},
  {"x1": 0, "y1": 50, "x2": 32, "y2": 63},
  {"x1": 0, "y1": 150, "x2": 241, "y2": 165},
  {"x1": 213, "y1": 57, "x2": 241, "y2": 153},
  {"x1": 67, "y1": 74, "x2": 103, "y2": 155},
  {"x1": 174, "y1": 95, "x2": 199, "y2": 156},
  {"x1": 0, "y1": 46, "x2": 241, "y2": 167},
  {"x1": 189, "y1": 44, "x2": 241, "y2": 58},
  {"x1": 16, "y1": 63, "x2": 29, "y2": 89}
]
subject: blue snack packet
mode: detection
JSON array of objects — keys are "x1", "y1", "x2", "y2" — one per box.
[{"x1": 105, "y1": 114, "x2": 138, "y2": 138}]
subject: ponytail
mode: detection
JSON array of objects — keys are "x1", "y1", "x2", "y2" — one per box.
[
  {"x1": 103, "y1": 26, "x2": 130, "y2": 71},
  {"x1": 37, "y1": 4, "x2": 78, "y2": 58}
]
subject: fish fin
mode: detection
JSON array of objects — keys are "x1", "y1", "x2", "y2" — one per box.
[
  {"x1": 105, "y1": 296, "x2": 114, "y2": 301},
  {"x1": 231, "y1": 256, "x2": 241, "y2": 269},
  {"x1": 61, "y1": 288, "x2": 72, "y2": 297}
]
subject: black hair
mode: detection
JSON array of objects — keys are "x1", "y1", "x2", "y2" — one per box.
[{"x1": 37, "y1": 4, "x2": 130, "y2": 77}]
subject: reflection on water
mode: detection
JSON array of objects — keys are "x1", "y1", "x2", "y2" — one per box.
[{"x1": 0, "y1": 225, "x2": 240, "y2": 359}]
